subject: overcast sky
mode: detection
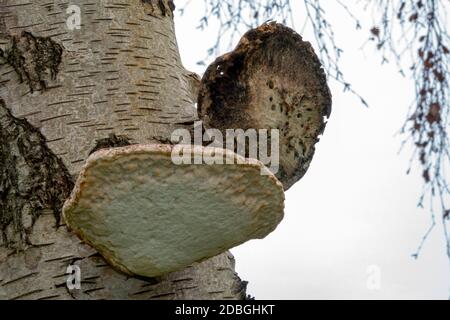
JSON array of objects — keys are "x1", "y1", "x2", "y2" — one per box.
[{"x1": 174, "y1": 1, "x2": 450, "y2": 299}]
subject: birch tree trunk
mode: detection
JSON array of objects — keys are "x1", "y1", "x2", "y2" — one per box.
[{"x1": 0, "y1": 0, "x2": 248, "y2": 300}]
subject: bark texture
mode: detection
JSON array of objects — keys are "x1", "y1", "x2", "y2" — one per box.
[
  {"x1": 0, "y1": 98, "x2": 73, "y2": 248},
  {"x1": 0, "y1": 0, "x2": 247, "y2": 300}
]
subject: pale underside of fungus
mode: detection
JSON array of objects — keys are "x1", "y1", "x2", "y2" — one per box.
[{"x1": 63, "y1": 144, "x2": 284, "y2": 277}]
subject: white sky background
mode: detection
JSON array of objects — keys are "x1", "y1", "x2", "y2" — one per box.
[{"x1": 174, "y1": 1, "x2": 450, "y2": 299}]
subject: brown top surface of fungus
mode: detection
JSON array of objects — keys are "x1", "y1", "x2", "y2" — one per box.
[{"x1": 198, "y1": 22, "x2": 332, "y2": 189}]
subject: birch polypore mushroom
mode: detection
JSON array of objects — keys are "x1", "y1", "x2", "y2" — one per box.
[
  {"x1": 198, "y1": 22, "x2": 332, "y2": 190},
  {"x1": 62, "y1": 144, "x2": 284, "y2": 277}
]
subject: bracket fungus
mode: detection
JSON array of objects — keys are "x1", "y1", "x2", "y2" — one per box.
[
  {"x1": 198, "y1": 22, "x2": 332, "y2": 189},
  {"x1": 63, "y1": 144, "x2": 284, "y2": 277},
  {"x1": 62, "y1": 22, "x2": 330, "y2": 279}
]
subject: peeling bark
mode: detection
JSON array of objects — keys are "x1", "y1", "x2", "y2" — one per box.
[
  {"x1": 0, "y1": 98, "x2": 73, "y2": 248},
  {"x1": 0, "y1": 31, "x2": 63, "y2": 92}
]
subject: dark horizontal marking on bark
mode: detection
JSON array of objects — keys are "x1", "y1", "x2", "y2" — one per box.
[
  {"x1": 52, "y1": 272, "x2": 69, "y2": 279},
  {"x1": 140, "y1": 67, "x2": 158, "y2": 72},
  {"x1": 46, "y1": 137, "x2": 64, "y2": 143},
  {"x1": 37, "y1": 294, "x2": 60, "y2": 300},
  {"x1": 153, "y1": 30, "x2": 170, "y2": 38},
  {"x1": 88, "y1": 252, "x2": 103, "y2": 259},
  {"x1": 78, "y1": 75, "x2": 95, "y2": 79},
  {"x1": 217, "y1": 267, "x2": 233, "y2": 271},
  {"x1": 111, "y1": 27, "x2": 132, "y2": 32},
  {"x1": 66, "y1": 120, "x2": 92, "y2": 125},
  {"x1": 139, "y1": 107, "x2": 161, "y2": 111},
  {"x1": 136, "y1": 83, "x2": 155, "y2": 87},
  {"x1": 10, "y1": 289, "x2": 44, "y2": 300},
  {"x1": 104, "y1": 6, "x2": 128, "y2": 10},
  {"x1": 2, "y1": 272, "x2": 39, "y2": 286},
  {"x1": 172, "y1": 278, "x2": 194, "y2": 283},
  {"x1": 1, "y1": 69, "x2": 15, "y2": 76},
  {"x1": 18, "y1": 111, "x2": 42, "y2": 118},
  {"x1": 40, "y1": 27, "x2": 59, "y2": 33},
  {"x1": 54, "y1": 281, "x2": 68, "y2": 288},
  {"x1": 140, "y1": 282, "x2": 154, "y2": 288},
  {"x1": 96, "y1": 127, "x2": 115, "y2": 131},
  {"x1": 158, "y1": 116, "x2": 175, "y2": 119},
  {"x1": 134, "y1": 55, "x2": 151, "y2": 60},
  {"x1": 209, "y1": 290, "x2": 226, "y2": 294},
  {"x1": 4, "y1": 3, "x2": 32, "y2": 8},
  {"x1": 40, "y1": 113, "x2": 71, "y2": 123},
  {"x1": 149, "y1": 292, "x2": 176, "y2": 299},
  {"x1": 44, "y1": 255, "x2": 75, "y2": 263},
  {"x1": 176, "y1": 120, "x2": 195, "y2": 125},
  {"x1": 131, "y1": 289, "x2": 154, "y2": 296},
  {"x1": 32, "y1": 242, "x2": 55, "y2": 248},
  {"x1": 147, "y1": 121, "x2": 173, "y2": 124},
  {"x1": 109, "y1": 34, "x2": 131, "y2": 38},
  {"x1": 46, "y1": 13, "x2": 64, "y2": 18}
]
